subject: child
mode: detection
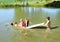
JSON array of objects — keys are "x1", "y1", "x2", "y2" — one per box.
[
  {"x1": 25, "y1": 18, "x2": 29, "y2": 27},
  {"x1": 19, "y1": 19, "x2": 26, "y2": 28},
  {"x1": 14, "y1": 22, "x2": 18, "y2": 27},
  {"x1": 18, "y1": 19, "x2": 26, "y2": 32},
  {"x1": 44, "y1": 17, "x2": 51, "y2": 32},
  {"x1": 11, "y1": 22, "x2": 18, "y2": 27},
  {"x1": 44, "y1": 17, "x2": 51, "y2": 28}
]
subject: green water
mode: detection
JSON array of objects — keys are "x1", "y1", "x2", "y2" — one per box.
[{"x1": 0, "y1": 7, "x2": 60, "y2": 42}]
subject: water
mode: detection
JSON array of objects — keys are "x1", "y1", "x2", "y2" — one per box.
[
  {"x1": 0, "y1": 8, "x2": 15, "y2": 42},
  {"x1": 0, "y1": 7, "x2": 60, "y2": 42}
]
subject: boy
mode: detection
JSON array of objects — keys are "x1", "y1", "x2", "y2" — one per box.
[
  {"x1": 45, "y1": 17, "x2": 51, "y2": 28},
  {"x1": 44, "y1": 17, "x2": 51, "y2": 32},
  {"x1": 25, "y1": 18, "x2": 29, "y2": 27}
]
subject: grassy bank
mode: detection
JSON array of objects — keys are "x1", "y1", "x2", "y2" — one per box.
[
  {"x1": 0, "y1": 0, "x2": 60, "y2": 8},
  {"x1": 0, "y1": 1, "x2": 54, "y2": 7}
]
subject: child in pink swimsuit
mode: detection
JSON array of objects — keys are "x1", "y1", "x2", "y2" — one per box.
[{"x1": 19, "y1": 19, "x2": 26, "y2": 28}]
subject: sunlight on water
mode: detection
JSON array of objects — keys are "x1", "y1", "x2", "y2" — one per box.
[{"x1": 0, "y1": 8, "x2": 14, "y2": 25}]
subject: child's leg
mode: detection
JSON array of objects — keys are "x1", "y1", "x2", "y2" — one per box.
[{"x1": 45, "y1": 28, "x2": 50, "y2": 32}]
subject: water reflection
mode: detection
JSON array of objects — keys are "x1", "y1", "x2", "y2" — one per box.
[
  {"x1": 21, "y1": 7, "x2": 60, "y2": 20},
  {"x1": 20, "y1": 7, "x2": 42, "y2": 18},
  {"x1": 19, "y1": 7, "x2": 60, "y2": 20},
  {"x1": 41, "y1": 8, "x2": 59, "y2": 14},
  {"x1": 22, "y1": 7, "x2": 60, "y2": 16},
  {"x1": 41, "y1": 8, "x2": 60, "y2": 19},
  {"x1": 15, "y1": 7, "x2": 60, "y2": 25}
]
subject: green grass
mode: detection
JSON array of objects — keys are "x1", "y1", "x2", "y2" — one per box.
[
  {"x1": 12, "y1": 26, "x2": 60, "y2": 42},
  {"x1": 0, "y1": 0, "x2": 57, "y2": 7}
]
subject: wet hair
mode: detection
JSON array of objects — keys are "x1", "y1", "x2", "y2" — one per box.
[
  {"x1": 46, "y1": 17, "x2": 50, "y2": 20},
  {"x1": 11, "y1": 23, "x2": 13, "y2": 26},
  {"x1": 15, "y1": 22, "x2": 17, "y2": 24}
]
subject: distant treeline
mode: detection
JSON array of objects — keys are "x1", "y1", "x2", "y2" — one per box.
[
  {"x1": 0, "y1": 0, "x2": 60, "y2": 7},
  {"x1": 45, "y1": 1, "x2": 60, "y2": 8}
]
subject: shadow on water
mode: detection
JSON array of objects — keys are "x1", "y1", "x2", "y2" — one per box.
[
  {"x1": 50, "y1": 26, "x2": 59, "y2": 29},
  {"x1": 31, "y1": 26, "x2": 47, "y2": 29},
  {"x1": 31, "y1": 26, "x2": 59, "y2": 29}
]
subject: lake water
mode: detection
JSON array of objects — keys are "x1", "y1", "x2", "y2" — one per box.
[{"x1": 0, "y1": 7, "x2": 60, "y2": 42}]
